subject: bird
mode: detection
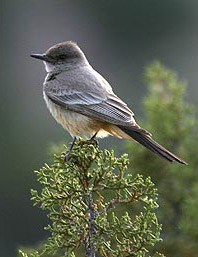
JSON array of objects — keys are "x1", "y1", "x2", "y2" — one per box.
[{"x1": 30, "y1": 41, "x2": 187, "y2": 164}]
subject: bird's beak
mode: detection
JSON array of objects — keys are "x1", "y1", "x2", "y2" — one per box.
[{"x1": 30, "y1": 53, "x2": 49, "y2": 61}]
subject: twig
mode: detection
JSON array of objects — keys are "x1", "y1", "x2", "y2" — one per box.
[
  {"x1": 99, "y1": 192, "x2": 138, "y2": 215},
  {"x1": 83, "y1": 192, "x2": 97, "y2": 257}
]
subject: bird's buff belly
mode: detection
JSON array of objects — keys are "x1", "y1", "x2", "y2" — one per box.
[{"x1": 43, "y1": 92, "x2": 110, "y2": 139}]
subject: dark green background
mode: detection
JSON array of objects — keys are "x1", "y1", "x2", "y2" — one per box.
[{"x1": 0, "y1": 0, "x2": 197, "y2": 256}]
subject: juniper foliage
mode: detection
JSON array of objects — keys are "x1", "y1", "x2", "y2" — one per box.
[
  {"x1": 126, "y1": 62, "x2": 198, "y2": 257},
  {"x1": 19, "y1": 140, "x2": 164, "y2": 257}
]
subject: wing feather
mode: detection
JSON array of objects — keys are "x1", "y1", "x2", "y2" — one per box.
[{"x1": 44, "y1": 67, "x2": 135, "y2": 126}]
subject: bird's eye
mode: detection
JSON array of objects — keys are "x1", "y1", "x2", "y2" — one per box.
[{"x1": 59, "y1": 54, "x2": 67, "y2": 60}]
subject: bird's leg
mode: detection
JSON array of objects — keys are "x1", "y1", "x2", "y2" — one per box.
[
  {"x1": 89, "y1": 132, "x2": 99, "y2": 146},
  {"x1": 64, "y1": 137, "x2": 77, "y2": 162}
]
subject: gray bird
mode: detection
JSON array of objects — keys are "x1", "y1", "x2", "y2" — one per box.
[{"x1": 31, "y1": 41, "x2": 187, "y2": 164}]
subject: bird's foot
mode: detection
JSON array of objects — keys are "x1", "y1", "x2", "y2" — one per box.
[
  {"x1": 64, "y1": 149, "x2": 72, "y2": 163},
  {"x1": 64, "y1": 137, "x2": 77, "y2": 163},
  {"x1": 87, "y1": 138, "x2": 99, "y2": 147},
  {"x1": 88, "y1": 132, "x2": 99, "y2": 146}
]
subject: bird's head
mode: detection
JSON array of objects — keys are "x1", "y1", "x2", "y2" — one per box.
[{"x1": 30, "y1": 41, "x2": 88, "y2": 72}]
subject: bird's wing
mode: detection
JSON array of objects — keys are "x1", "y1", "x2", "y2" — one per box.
[{"x1": 44, "y1": 68, "x2": 135, "y2": 126}]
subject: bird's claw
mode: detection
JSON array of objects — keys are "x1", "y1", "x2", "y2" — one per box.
[
  {"x1": 90, "y1": 138, "x2": 99, "y2": 147},
  {"x1": 64, "y1": 150, "x2": 71, "y2": 162}
]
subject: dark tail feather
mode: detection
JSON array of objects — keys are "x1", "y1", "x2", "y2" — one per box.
[{"x1": 118, "y1": 126, "x2": 187, "y2": 164}]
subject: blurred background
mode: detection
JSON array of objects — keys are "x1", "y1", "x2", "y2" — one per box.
[{"x1": 0, "y1": 0, "x2": 197, "y2": 256}]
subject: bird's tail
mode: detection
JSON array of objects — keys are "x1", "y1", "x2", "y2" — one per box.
[{"x1": 117, "y1": 125, "x2": 187, "y2": 164}]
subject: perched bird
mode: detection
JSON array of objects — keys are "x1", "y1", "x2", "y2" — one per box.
[{"x1": 31, "y1": 41, "x2": 186, "y2": 164}]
